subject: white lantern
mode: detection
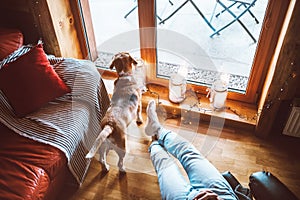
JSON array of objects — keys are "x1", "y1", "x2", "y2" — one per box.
[
  {"x1": 209, "y1": 79, "x2": 228, "y2": 110},
  {"x1": 134, "y1": 58, "x2": 147, "y2": 93},
  {"x1": 169, "y1": 73, "x2": 186, "y2": 103}
]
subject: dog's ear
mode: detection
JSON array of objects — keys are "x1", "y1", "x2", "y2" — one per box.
[
  {"x1": 110, "y1": 53, "x2": 124, "y2": 70},
  {"x1": 109, "y1": 60, "x2": 115, "y2": 70},
  {"x1": 109, "y1": 55, "x2": 117, "y2": 70},
  {"x1": 110, "y1": 59, "x2": 124, "y2": 74},
  {"x1": 109, "y1": 53, "x2": 121, "y2": 70},
  {"x1": 130, "y1": 56, "x2": 138, "y2": 65}
]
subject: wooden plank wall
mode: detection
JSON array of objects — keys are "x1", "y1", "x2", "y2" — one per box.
[
  {"x1": 0, "y1": 0, "x2": 39, "y2": 44},
  {"x1": 256, "y1": 0, "x2": 300, "y2": 137},
  {"x1": 44, "y1": 0, "x2": 83, "y2": 58},
  {"x1": 7, "y1": 0, "x2": 86, "y2": 58},
  {"x1": 28, "y1": 0, "x2": 60, "y2": 56}
]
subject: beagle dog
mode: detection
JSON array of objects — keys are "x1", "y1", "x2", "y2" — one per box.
[{"x1": 86, "y1": 52, "x2": 143, "y2": 172}]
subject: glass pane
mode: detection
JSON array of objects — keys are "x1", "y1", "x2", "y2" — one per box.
[
  {"x1": 89, "y1": 0, "x2": 141, "y2": 68},
  {"x1": 156, "y1": 0, "x2": 268, "y2": 93}
]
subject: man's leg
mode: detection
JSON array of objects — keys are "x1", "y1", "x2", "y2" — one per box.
[
  {"x1": 158, "y1": 129, "x2": 237, "y2": 199},
  {"x1": 149, "y1": 141, "x2": 192, "y2": 200},
  {"x1": 145, "y1": 100, "x2": 238, "y2": 200}
]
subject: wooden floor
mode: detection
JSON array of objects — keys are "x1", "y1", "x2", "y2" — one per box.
[{"x1": 61, "y1": 111, "x2": 300, "y2": 200}]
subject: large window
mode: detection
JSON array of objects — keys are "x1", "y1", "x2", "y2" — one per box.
[{"x1": 80, "y1": 0, "x2": 291, "y2": 104}]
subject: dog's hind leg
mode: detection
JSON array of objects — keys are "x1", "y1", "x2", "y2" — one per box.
[
  {"x1": 99, "y1": 141, "x2": 110, "y2": 172},
  {"x1": 86, "y1": 125, "x2": 113, "y2": 159},
  {"x1": 116, "y1": 147, "x2": 126, "y2": 173},
  {"x1": 112, "y1": 137, "x2": 126, "y2": 172}
]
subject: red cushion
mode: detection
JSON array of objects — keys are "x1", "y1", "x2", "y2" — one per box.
[
  {"x1": 0, "y1": 28, "x2": 23, "y2": 60},
  {"x1": 0, "y1": 44, "x2": 70, "y2": 117}
]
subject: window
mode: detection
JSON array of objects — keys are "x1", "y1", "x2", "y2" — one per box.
[
  {"x1": 156, "y1": 0, "x2": 268, "y2": 94},
  {"x1": 79, "y1": 0, "x2": 291, "y2": 104},
  {"x1": 87, "y1": 0, "x2": 141, "y2": 64}
]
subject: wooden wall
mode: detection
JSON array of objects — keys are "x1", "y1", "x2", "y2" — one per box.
[
  {"x1": 31, "y1": 0, "x2": 87, "y2": 58},
  {"x1": 256, "y1": 0, "x2": 300, "y2": 137},
  {"x1": 28, "y1": 0, "x2": 60, "y2": 56},
  {"x1": 0, "y1": 0, "x2": 39, "y2": 44},
  {"x1": 44, "y1": 0, "x2": 83, "y2": 58},
  {"x1": 0, "y1": 0, "x2": 85, "y2": 58}
]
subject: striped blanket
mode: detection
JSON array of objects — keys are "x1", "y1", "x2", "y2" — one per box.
[{"x1": 0, "y1": 58, "x2": 110, "y2": 185}]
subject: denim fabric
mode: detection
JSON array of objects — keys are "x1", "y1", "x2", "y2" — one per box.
[{"x1": 149, "y1": 128, "x2": 238, "y2": 200}]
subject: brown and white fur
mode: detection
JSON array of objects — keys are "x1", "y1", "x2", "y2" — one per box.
[{"x1": 86, "y1": 52, "x2": 143, "y2": 173}]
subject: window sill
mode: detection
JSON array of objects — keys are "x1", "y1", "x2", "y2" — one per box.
[{"x1": 100, "y1": 69, "x2": 257, "y2": 131}]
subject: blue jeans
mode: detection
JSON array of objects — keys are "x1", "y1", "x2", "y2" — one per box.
[{"x1": 149, "y1": 128, "x2": 238, "y2": 200}]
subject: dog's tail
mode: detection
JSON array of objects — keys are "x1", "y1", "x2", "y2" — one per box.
[{"x1": 85, "y1": 125, "x2": 113, "y2": 159}]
